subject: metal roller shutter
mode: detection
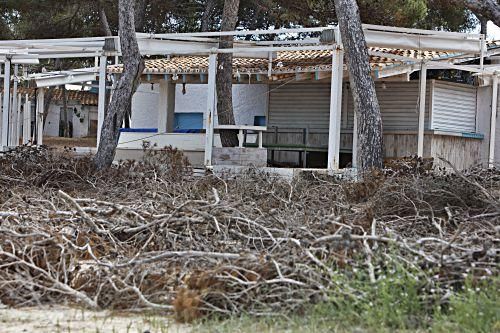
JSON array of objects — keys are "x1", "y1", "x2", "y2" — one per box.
[
  {"x1": 431, "y1": 81, "x2": 477, "y2": 133},
  {"x1": 346, "y1": 81, "x2": 430, "y2": 130},
  {"x1": 268, "y1": 84, "x2": 331, "y2": 129}
]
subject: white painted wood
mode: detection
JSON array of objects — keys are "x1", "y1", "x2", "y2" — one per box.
[
  {"x1": 157, "y1": 81, "x2": 169, "y2": 133},
  {"x1": 352, "y1": 109, "x2": 358, "y2": 169},
  {"x1": 204, "y1": 53, "x2": 217, "y2": 166},
  {"x1": 216, "y1": 125, "x2": 267, "y2": 131},
  {"x1": 417, "y1": 64, "x2": 427, "y2": 157},
  {"x1": 258, "y1": 131, "x2": 263, "y2": 148},
  {"x1": 36, "y1": 89, "x2": 44, "y2": 145},
  {"x1": 97, "y1": 55, "x2": 107, "y2": 146},
  {"x1": 10, "y1": 65, "x2": 18, "y2": 146},
  {"x1": 238, "y1": 129, "x2": 244, "y2": 148},
  {"x1": 16, "y1": 93, "x2": 21, "y2": 145},
  {"x1": 23, "y1": 95, "x2": 31, "y2": 144},
  {"x1": 327, "y1": 47, "x2": 344, "y2": 170},
  {"x1": 489, "y1": 75, "x2": 498, "y2": 168},
  {"x1": 1, "y1": 60, "x2": 10, "y2": 149}
]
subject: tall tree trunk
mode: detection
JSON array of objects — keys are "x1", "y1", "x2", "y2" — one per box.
[
  {"x1": 217, "y1": 0, "x2": 240, "y2": 147},
  {"x1": 134, "y1": 0, "x2": 147, "y2": 32},
  {"x1": 333, "y1": 0, "x2": 383, "y2": 171},
  {"x1": 42, "y1": 87, "x2": 55, "y2": 128},
  {"x1": 201, "y1": 0, "x2": 217, "y2": 32},
  {"x1": 480, "y1": 15, "x2": 488, "y2": 36},
  {"x1": 61, "y1": 85, "x2": 70, "y2": 137},
  {"x1": 94, "y1": 0, "x2": 144, "y2": 169},
  {"x1": 461, "y1": 0, "x2": 500, "y2": 28},
  {"x1": 97, "y1": 0, "x2": 113, "y2": 36}
]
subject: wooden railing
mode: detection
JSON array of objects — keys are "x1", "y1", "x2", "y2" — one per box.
[{"x1": 215, "y1": 125, "x2": 267, "y2": 148}]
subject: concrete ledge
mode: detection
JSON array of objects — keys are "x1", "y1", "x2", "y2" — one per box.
[{"x1": 213, "y1": 147, "x2": 267, "y2": 167}]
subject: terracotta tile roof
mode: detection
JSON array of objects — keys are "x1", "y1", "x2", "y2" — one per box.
[
  {"x1": 16, "y1": 87, "x2": 98, "y2": 106},
  {"x1": 107, "y1": 47, "x2": 465, "y2": 76}
]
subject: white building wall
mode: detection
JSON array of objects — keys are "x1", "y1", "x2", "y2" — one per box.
[
  {"x1": 43, "y1": 102, "x2": 95, "y2": 138},
  {"x1": 131, "y1": 83, "x2": 160, "y2": 128},
  {"x1": 477, "y1": 86, "x2": 492, "y2": 166},
  {"x1": 131, "y1": 83, "x2": 269, "y2": 129}
]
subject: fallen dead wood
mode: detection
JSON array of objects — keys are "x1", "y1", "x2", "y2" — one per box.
[{"x1": 0, "y1": 146, "x2": 498, "y2": 320}]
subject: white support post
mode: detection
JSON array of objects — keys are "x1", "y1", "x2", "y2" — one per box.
[
  {"x1": 204, "y1": 53, "x2": 217, "y2": 166},
  {"x1": 97, "y1": 55, "x2": 107, "y2": 146},
  {"x1": 10, "y1": 65, "x2": 19, "y2": 146},
  {"x1": 23, "y1": 95, "x2": 31, "y2": 144},
  {"x1": 352, "y1": 109, "x2": 358, "y2": 169},
  {"x1": 238, "y1": 129, "x2": 244, "y2": 148},
  {"x1": 157, "y1": 81, "x2": 168, "y2": 133},
  {"x1": 16, "y1": 94, "x2": 21, "y2": 145},
  {"x1": 36, "y1": 89, "x2": 44, "y2": 146},
  {"x1": 489, "y1": 75, "x2": 498, "y2": 168},
  {"x1": 417, "y1": 63, "x2": 427, "y2": 157},
  {"x1": 327, "y1": 41, "x2": 344, "y2": 170},
  {"x1": 258, "y1": 131, "x2": 263, "y2": 149},
  {"x1": 2, "y1": 59, "x2": 11, "y2": 149}
]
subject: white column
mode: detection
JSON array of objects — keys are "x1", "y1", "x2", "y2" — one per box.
[
  {"x1": 352, "y1": 109, "x2": 358, "y2": 169},
  {"x1": 36, "y1": 88, "x2": 44, "y2": 145},
  {"x1": 10, "y1": 65, "x2": 19, "y2": 146},
  {"x1": 204, "y1": 53, "x2": 217, "y2": 167},
  {"x1": 157, "y1": 81, "x2": 168, "y2": 133},
  {"x1": 16, "y1": 94, "x2": 21, "y2": 145},
  {"x1": 23, "y1": 95, "x2": 31, "y2": 144},
  {"x1": 97, "y1": 55, "x2": 107, "y2": 146},
  {"x1": 1, "y1": 59, "x2": 11, "y2": 149},
  {"x1": 417, "y1": 64, "x2": 427, "y2": 157},
  {"x1": 489, "y1": 75, "x2": 499, "y2": 168},
  {"x1": 327, "y1": 45, "x2": 344, "y2": 170}
]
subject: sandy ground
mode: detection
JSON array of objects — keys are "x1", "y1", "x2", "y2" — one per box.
[{"x1": 0, "y1": 307, "x2": 190, "y2": 333}]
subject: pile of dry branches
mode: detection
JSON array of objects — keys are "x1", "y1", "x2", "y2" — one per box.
[{"x1": 0, "y1": 146, "x2": 498, "y2": 320}]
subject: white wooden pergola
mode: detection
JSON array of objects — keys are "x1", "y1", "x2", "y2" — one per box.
[{"x1": 1, "y1": 24, "x2": 498, "y2": 170}]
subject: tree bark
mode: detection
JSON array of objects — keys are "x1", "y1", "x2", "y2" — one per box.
[
  {"x1": 94, "y1": 0, "x2": 144, "y2": 169},
  {"x1": 201, "y1": 0, "x2": 217, "y2": 32},
  {"x1": 42, "y1": 87, "x2": 55, "y2": 128},
  {"x1": 217, "y1": 0, "x2": 240, "y2": 147},
  {"x1": 461, "y1": 0, "x2": 500, "y2": 28},
  {"x1": 480, "y1": 15, "x2": 488, "y2": 36},
  {"x1": 333, "y1": 0, "x2": 383, "y2": 171},
  {"x1": 134, "y1": 0, "x2": 147, "y2": 32},
  {"x1": 61, "y1": 85, "x2": 70, "y2": 137},
  {"x1": 98, "y1": 0, "x2": 113, "y2": 36}
]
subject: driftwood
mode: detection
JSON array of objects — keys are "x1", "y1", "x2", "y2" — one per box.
[{"x1": 0, "y1": 146, "x2": 498, "y2": 321}]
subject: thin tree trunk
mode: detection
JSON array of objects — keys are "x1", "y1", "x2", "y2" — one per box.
[
  {"x1": 94, "y1": 0, "x2": 144, "y2": 169},
  {"x1": 201, "y1": 0, "x2": 217, "y2": 32},
  {"x1": 333, "y1": 0, "x2": 383, "y2": 171},
  {"x1": 61, "y1": 85, "x2": 70, "y2": 137},
  {"x1": 134, "y1": 0, "x2": 147, "y2": 32},
  {"x1": 42, "y1": 87, "x2": 55, "y2": 128},
  {"x1": 480, "y1": 15, "x2": 488, "y2": 36},
  {"x1": 217, "y1": 0, "x2": 240, "y2": 147},
  {"x1": 98, "y1": 0, "x2": 113, "y2": 36}
]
